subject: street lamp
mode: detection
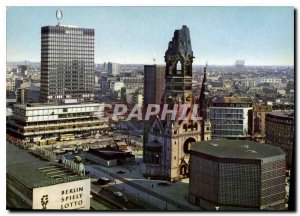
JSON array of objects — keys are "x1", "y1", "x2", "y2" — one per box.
[{"x1": 147, "y1": 177, "x2": 150, "y2": 208}]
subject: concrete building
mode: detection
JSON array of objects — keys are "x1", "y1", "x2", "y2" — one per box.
[
  {"x1": 18, "y1": 65, "x2": 28, "y2": 76},
  {"x1": 266, "y1": 111, "x2": 294, "y2": 168},
  {"x1": 111, "y1": 81, "x2": 124, "y2": 92},
  {"x1": 16, "y1": 83, "x2": 40, "y2": 104},
  {"x1": 107, "y1": 62, "x2": 120, "y2": 76},
  {"x1": 248, "y1": 103, "x2": 272, "y2": 143},
  {"x1": 235, "y1": 60, "x2": 245, "y2": 68},
  {"x1": 7, "y1": 141, "x2": 90, "y2": 210},
  {"x1": 100, "y1": 75, "x2": 119, "y2": 96},
  {"x1": 126, "y1": 92, "x2": 143, "y2": 107},
  {"x1": 209, "y1": 97, "x2": 252, "y2": 139},
  {"x1": 120, "y1": 75, "x2": 144, "y2": 89},
  {"x1": 40, "y1": 25, "x2": 95, "y2": 103},
  {"x1": 189, "y1": 140, "x2": 286, "y2": 210},
  {"x1": 144, "y1": 65, "x2": 165, "y2": 108},
  {"x1": 7, "y1": 102, "x2": 108, "y2": 143},
  {"x1": 255, "y1": 76, "x2": 282, "y2": 86},
  {"x1": 143, "y1": 65, "x2": 166, "y2": 162},
  {"x1": 84, "y1": 147, "x2": 135, "y2": 167},
  {"x1": 6, "y1": 78, "x2": 16, "y2": 92}
]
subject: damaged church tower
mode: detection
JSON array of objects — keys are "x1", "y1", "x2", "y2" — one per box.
[{"x1": 143, "y1": 25, "x2": 211, "y2": 181}]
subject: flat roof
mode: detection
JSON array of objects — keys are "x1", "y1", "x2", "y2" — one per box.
[
  {"x1": 190, "y1": 140, "x2": 285, "y2": 160},
  {"x1": 268, "y1": 110, "x2": 294, "y2": 119},
  {"x1": 7, "y1": 141, "x2": 87, "y2": 189},
  {"x1": 13, "y1": 102, "x2": 103, "y2": 109},
  {"x1": 212, "y1": 97, "x2": 252, "y2": 104}
]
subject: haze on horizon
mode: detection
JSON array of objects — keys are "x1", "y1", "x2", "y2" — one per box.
[{"x1": 6, "y1": 7, "x2": 294, "y2": 66}]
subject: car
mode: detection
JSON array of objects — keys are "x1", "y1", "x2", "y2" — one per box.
[
  {"x1": 97, "y1": 177, "x2": 111, "y2": 185},
  {"x1": 113, "y1": 192, "x2": 128, "y2": 202}
]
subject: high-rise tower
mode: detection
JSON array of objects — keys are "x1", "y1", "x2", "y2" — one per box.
[{"x1": 40, "y1": 25, "x2": 95, "y2": 103}]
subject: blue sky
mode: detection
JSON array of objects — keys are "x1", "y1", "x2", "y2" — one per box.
[{"x1": 7, "y1": 7, "x2": 294, "y2": 65}]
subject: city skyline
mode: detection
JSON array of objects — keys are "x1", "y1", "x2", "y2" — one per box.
[{"x1": 7, "y1": 7, "x2": 294, "y2": 66}]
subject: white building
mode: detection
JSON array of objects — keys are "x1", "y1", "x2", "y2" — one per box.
[
  {"x1": 255, "y1": 76, "x2": 282, "y2": 85},
  {"x1": 126, "y1": 92, "x2": 143, "y2": 107},
  {"x1": 7, "y1": 102, "x2": 108, "y2": 142},
  {"x1": 209, "y1": 97, "x2": 253, "y2": 139},
  {"x1": 111, "y1": 81, "x2": 124, "y2": 91}
]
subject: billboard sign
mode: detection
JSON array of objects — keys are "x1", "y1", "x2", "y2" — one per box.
[{"x1": 33, "y1": 178, "x2": 90, "y2": 210}]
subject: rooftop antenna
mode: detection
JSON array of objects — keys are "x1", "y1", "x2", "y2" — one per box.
[
  {"x1": 153, "y1": 53, "x2": 156, "y2": 65},
  {"x1": 56, "y1": 9, "x2": 63, "y2": 26}
]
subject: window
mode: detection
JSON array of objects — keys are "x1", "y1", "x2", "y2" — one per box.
[
  {"x1": 194, "y1": 123, "x2": 198, "y2": 130},
  {"x1": 183, "y1": 124, "x2": 188, "y2": 132}
]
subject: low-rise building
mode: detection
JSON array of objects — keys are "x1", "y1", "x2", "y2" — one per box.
[
  {"x1": 7, "y1": 142, "x2": 90, "y2": 210},
  {"x1": 266, "y1": 111, "x2": 294, "y2": 168},
  {"x1": 7, "y1": 102, "x2": 109, "y2": 143},
  {"x1": 248, "y1": 103, "x2": 272, "y2": 142}
]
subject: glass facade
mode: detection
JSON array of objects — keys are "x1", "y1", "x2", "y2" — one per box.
[
  {"x1": 40, "y1": 26, "x2": 95, "y2": 103},
  {"x1": 209, "y1": 107, "x2": 251, "y2": 137}
]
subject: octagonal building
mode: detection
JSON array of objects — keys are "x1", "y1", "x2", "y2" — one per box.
[{"x1": 189, "y1": 140, "x2": 286, "y2": 210}]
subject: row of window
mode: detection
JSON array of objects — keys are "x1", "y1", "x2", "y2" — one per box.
[
  {"x1": 213, "y1": 130, "x2": 244, "y2": 136},
  {"x1": 212, "y1": 125, "x2": 243, "y2": 130},
  {"x1": 210, "y1": 108, "x2": 245, "y2": 114}
]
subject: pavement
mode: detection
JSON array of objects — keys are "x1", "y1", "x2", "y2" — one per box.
[{"x1": 85, "y1": 156, "x2": 202, "y2": 210}]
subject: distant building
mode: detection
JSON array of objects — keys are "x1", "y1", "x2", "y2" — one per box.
[
  {"x1": 248, "y1": 103, "x2": 272, "y2": 143},
  {"x1": 6, "y1": 78, "x2": 23, "y2": 99},
  {"x1": 40, "y1": 25, "x2": 95, "y2": 103},
  {"x1": 110, "y1": 81, "x2": 124, "y2": 92},
  {"x1": 266, "y1": 111, "x2": 294, "y2": 168},
  {"x1": 107, "y1": 62, "x2": 120, "y2": 76},
  {"x1": 120, "y1": 75, "x2": 144, "y2": 89},
  {"x1": 189, "y1": 140, "x2": 286, "y2": 210},
  {"x1": 126, "y1": 92, "x2": 143, "y2": 107},
  {"x1": 16, "y1": 83, "x2": 40, "y2": 104},
  {"x1": 7, "y1": 102, "x2": 108, "y2": 143},
  {"x1": 120, "y1": 87, "x2": 136, "y2": 103},
  {"x1": 235, "y1": 60, "x2": 245, "y2": 68},
  {"x1": 255, "y1": 76, "x2": 282, "y2": 85},
  {"x1": 241, "y1": 78, "x2": 257, "y2": 88},
  {"x1": 209, "y1": 97, "x2": 252, "y2": 139},
  {"x1": 100, "y1": 76, "x2": 119, "y2": 96},
  {"x1": 18, "y1": 65, "x2": 28, "y2": 76}
]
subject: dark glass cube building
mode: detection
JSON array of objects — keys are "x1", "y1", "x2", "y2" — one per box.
[
  {"x1": 189, "y1": 140, "x2": 286, "y2": 210},
  {"x1": 40, "y1": 25, "x2": 95, "y2": 103}
]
